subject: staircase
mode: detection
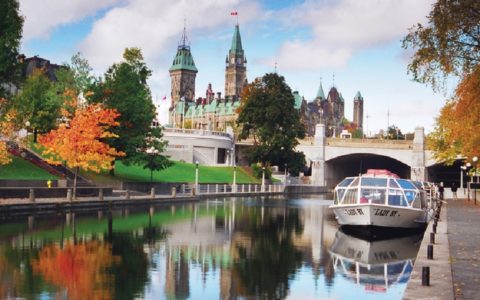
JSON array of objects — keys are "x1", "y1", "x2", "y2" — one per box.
[{"x1": 7, "y1": 142, "x2": 94, "y2": 187}]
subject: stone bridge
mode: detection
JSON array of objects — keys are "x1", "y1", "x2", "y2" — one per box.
[
  {"x1": 161, "y1": 125, "x2": 442, "y2": 188},
  {"x1": 297, "y1": 124, "x2": 437, "y2": 188}
]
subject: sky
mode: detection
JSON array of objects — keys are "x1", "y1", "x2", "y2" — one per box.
[{"x1": 19, "y1": 0, "x2": 451, "y2": 135}]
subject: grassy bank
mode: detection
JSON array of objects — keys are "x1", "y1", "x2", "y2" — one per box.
[
  {"x1": 83, "y1": 161, "x2": 259, "y2": 184},
  {"x1": 0, "y1": 156, "x2": 59, "y2": 180}
]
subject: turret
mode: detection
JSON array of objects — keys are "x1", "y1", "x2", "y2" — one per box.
[{"x1": 225, "y1": 24, "x2": 247, "y2": 101}]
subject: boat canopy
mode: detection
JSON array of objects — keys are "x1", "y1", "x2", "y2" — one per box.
[{"x1": 334, "y1": 174, "x2": 426, "y2": 208}]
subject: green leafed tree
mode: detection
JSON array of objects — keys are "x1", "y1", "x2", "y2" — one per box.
[
  {"x1": 237, "y1": 73, "x2": 306, "y2": 172},
  {"x1": 142, "y1": 127, "x2": 172, "y2": 182},
  {"x1": 403, "y1": 0, "x2": 480, "y2": 90},
  {"x1": 88, "y1": 48, "x2": 170, "y2": 174},
  {"x1": 53, "y1": 52, "x2": 96, "y2": 96},
  {"x1": 0, "y1": 0, "x2": 24, "y2": 97},
  {"x1": 14, "y1": 70, "x2": 62, "y2": 142}
]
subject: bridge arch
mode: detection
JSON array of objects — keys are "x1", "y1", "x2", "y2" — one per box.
[{"x1": 324, "y1": 153, "x2": 411, "y2": 188}]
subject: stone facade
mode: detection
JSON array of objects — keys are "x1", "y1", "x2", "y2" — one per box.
[
  {"x1": 169, "y1": 23, "x2": 246, "y2": 130},
  {"x1": 224, "y1": 25, "x2": 247, "y2": 101},
  {"x1": 353, "y1": 91, "x2": 364, "y2": 130},
  {"x1": 303, "y1": 81, "x2": 364, "y2": 137}
]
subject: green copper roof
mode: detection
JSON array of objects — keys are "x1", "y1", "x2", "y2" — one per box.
[
  {"x1": 355, "y1": 91, "x2": 363, "y2": 99},
  {"x1": 230, "y1": 25, "x2": 244, "y2": 55},
  {"x1": 175, "y1": 101, "x2": 185, "y2": 114},
  {"x1": 169, "y1": 46, "x2": 198, "y2": 72},
  {"x1": 293, "y1": 91, "x2": 302, "y2": 109},
  {"x1": 316, "y1": 81, "x2": 325, "y2": 99},
  {"x1": 339, "y1": 93, "x2": 344, "y2": 102}
]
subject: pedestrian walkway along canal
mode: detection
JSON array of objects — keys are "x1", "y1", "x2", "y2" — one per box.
[{"x1": 0, "y1": 194, "x2": 424, "y2": 299}]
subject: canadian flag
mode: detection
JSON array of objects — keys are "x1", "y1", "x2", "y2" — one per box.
[
  {"x1": 162, "y1": 96, "x2": 167, "y2": 101},
  {"x1": 231, "y1": 11, "x2": 238, "y2": 16}
]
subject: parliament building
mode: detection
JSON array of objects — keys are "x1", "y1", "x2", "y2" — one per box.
[{"x1": 168, "y1": 23, "x2": 363, "y2": 137}]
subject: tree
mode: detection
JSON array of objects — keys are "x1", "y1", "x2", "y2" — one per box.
[
  {"x1": 142, "y1": 128, "x2": 172, "y2": 182},
  {"x1": 386, "y1": 125, "x2": 404, "y2": 140},
  {"x1": 427, "y1": 66, "x2": 480, "y2": 163},
  {"x1": 32, "y1": 241, "x2": 118, "y2": 300},
  {"x1": 68, "y1": 52, "x2": 96, "y2": 93},
  {"x1": 403, "y1": 0, "x2": 480, "y2": 90},
  {"x1": 0, "y1": 0, "x2": 23, "y2": 98},
  {"x1": 237, "y1": 73, "x2": 306, "y2": 169},
  {"x1": 39, "y1": 94, "x2": 125, "y2": 198},
  {"x1": 14, "y1": 69, "x2": 62, "y2": 142},
  {"x1": 0, "y1": 97, "x2": 22, "y2": 165},
  {"x1": 88, "y1": 48, "x2": 169, "y2": 174}
]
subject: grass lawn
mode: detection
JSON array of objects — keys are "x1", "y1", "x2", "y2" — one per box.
[
  {"x1": 0, "y1": 156, "x2": 60, "y2": 180},
  {"x1": 26, "y1": 137, "x2": 259, "y2": 184},
  {"x1": 83, "y1": 161, "x2": 260, "y2": 184}
]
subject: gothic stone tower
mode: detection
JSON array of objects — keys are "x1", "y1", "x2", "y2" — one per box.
[
  {"x1": 353, "y1": 91, "x2": 364, "y2": 129},
  {"x1": 169, "y1": 29, "x2": 198, "y2": 107},
  {"x1": 225, "y1": 24, "x2": 247, "y2": 101}
]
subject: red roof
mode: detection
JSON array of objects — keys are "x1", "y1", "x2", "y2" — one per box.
[{"x1": 365, "y1": 169, "x2": 399, "y2": 178}]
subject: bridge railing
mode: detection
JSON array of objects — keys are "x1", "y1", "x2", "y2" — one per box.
[
  {"x1": 326, "y1": 138, "x2": 413, "y2": 149},
  {"x1": 164, "y1": 128, "x2": 232, "y2": 139}
]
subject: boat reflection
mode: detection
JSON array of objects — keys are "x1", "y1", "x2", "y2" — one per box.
[{"x1": 329, "y1": 229, "x2": 422, "y2": 293}]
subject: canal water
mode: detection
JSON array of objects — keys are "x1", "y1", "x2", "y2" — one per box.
[{"x1": 0, "y1": 195, "x2": 422, "y2": 299}]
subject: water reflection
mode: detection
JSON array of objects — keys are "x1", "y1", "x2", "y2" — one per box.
[
  {"x1": 0, "y1": 195, "x2": 422, "y2": 299},
  {"x1": 329, "y1": 230, "x2": 422, "y2": 295}
]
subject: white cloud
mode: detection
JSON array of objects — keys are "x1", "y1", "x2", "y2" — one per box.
[
  {"x1": 20, "y1": 0, "x2": 120, "y2": 40},
  {"x1": 79, "y1": 0, "x2": 262, "y2": 72},
  {"x1": 271, "y1": 0, "x2": 435, "y2": 70}
]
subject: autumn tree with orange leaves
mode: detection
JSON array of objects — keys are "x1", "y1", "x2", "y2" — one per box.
[
  {"x1": 427, "y1": 66, "x2": 480, "y2": 163},
  {"x1": 0, "y1": 98, "x2": 21, "y2": 165},
  {"x1": 32, "y1": 241, "x2": 119, "y2": 300},
  {"x1": 39, "y1": 91, "x2": 124, "y2": 198}
]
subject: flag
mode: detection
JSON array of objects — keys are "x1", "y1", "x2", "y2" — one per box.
[
  {"x1": 231, "y1": 11, "x2": 237, "y2": 16},
  {"x1": 162, "y1": 96, "x2": 167, "y2": 101}
]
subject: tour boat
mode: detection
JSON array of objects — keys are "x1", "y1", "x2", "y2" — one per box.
[
  {"x1": 329, "y1": 230, "x2": 422, "y2": 293},
  {"x1": 330, "y1": 169, "x2": 434, "y2": 229}
]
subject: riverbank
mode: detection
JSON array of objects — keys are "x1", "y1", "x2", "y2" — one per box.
[
  {"x1": 404, "y1": 198, "x2": 480, "y2": 299},
  {"x1": 0, "y1": 184, "x2": 329, "y2": 217}
]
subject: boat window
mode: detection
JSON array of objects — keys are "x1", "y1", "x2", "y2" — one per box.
[
  {"x1": 338, "y1": 178, "x2": 354, "y2": 187},
  {"x1": 404, "y1": 190, "x2": 417, "y2": 202},
  {"x1": 397, "y1": 179, "x2": 416, "y2": 190},
  {"x1": 350, "y1": 177, "x2": 359, "y2": 187},
  {"x1": 361, "y1": 188, "x2": 386, "y2": 204},
  {"x1": 388, "y1": 189, "x2": 408, "y2": 206},
  {"x1": 389, "y1": 179, "x2": 399, "y2": 188},
  {"x1": 413, "y1": 181, "x2": 424, "y2": 189},
  {"x1": 342, "y1": 189, "x2": 358, "y2": 205},
  {"x1": 412, "y1": 196, "x2": 421, "y2": 208},
  {"x1": 335, "y1": 189, "x2": 346, "y2": 204},
  {"x1": 360, "y1": 177, "x2": 388, "y2": 187}
]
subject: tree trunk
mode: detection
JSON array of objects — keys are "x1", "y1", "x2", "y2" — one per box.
[
  {"x1": 109, "y1": 160, "x2": 115, "y2": 176},
  {"x1": 73, "y1": 166, "x2": 78, "y2": 200},
  {"x1": 150, "y1": 169, "x2": 153, "y2": 183}
]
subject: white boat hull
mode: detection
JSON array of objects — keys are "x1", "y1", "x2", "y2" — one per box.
[{"x1": 329, "y1": 204, "x2": 428, "y2": 229}]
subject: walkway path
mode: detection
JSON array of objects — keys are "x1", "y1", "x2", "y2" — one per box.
[{"x1": 447, "y1": 199, "x2": 480, "y2": 300}]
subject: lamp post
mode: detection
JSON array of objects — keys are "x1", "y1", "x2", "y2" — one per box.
[
  {"x1": 461, "y1": 165, "x2": 467, "y2": 192},
  {"x1": 284, "y1": 163, "x2": 288, "y2": 185},
  {"x1": 261, "y1": 166, "x2": 266, "y2": 192},
  {"x1": 233, "y1": 164, "x2": 237, "y2": 193},
  {"x1": 467, "y1": 162, "x2": 472, "y2": 201},
  {"x1": 195, "y1": 161, "x2": 199, "y2": 193},
  {"x1": 473, "y1": 156, "x2": 478, "y2": 204}
]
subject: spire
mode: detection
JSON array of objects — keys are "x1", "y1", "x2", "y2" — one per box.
[
  {"x1": 316, "y1": 78, "x2": 325, "y2": 99},
  {"x1": 355, "y1": 91, "x2": 363, "y2": 100},
  {"x1": 230, "y1": 24, "x2": 244, "y2": 55},
  {"x1": 170, "y1": 20, "x2": 197, "y2": 72}
]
